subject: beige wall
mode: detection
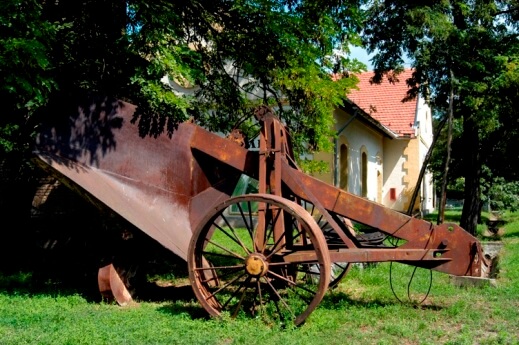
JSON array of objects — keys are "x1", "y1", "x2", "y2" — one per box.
[
  {"x1": 312, "y1": 100, "x2": 434, "y2": 214},
  {"x1": 382, "y1": 138, "x2": 409, "y2": 212},
  {"x1": 311, "y1": 108, "x2": 384, "y2": 203},
  {"x1": 402, "y1": 138, "x2": 420, "y2": 214}
]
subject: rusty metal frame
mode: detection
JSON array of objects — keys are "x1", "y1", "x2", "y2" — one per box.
[
  {"x1": 33, "y1": 100, "x2": 484, "y2": 309},
  {"x1": 199, "y1": 106, "x2": 484, "y2": 278}
]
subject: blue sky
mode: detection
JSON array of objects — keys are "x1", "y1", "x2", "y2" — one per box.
[
  {"x1": 349, "y1": 46, "x2": 413, "y2": 71},
  {"x1": 349, "y1": 46, "x2": 374, "y2": 70}
]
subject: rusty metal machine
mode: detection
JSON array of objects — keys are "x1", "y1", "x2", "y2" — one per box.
[{"x1": 33, "y1": 99, "x2": 485, "y2": 325}]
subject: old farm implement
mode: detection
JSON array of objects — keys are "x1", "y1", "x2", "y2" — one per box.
[{"x1": 33, "y1": 100, "x2": 485, "y2": 325}]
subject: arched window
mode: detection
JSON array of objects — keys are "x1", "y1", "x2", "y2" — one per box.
[
  {"x1": 339, "y1": 144, "x2": 348, "y2": 191},
  {"x1": 361, "y1": 151, "x2": 368, "y2": 198}
]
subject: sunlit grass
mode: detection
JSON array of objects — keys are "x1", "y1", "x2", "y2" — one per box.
[{"x1": 1, "y1": 211, "x2": 518, "y2": 344}]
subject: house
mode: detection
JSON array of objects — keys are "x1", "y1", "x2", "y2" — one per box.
[
  {"x1": 161, "y1": 67, "x2": 435, "y2": 215},
  {"x1": 312, "y1": 69, "x2": 435, "y2": 215}
]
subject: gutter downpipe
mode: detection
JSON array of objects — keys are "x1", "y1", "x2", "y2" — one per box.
[{"x1": 333, "y1": 111, "x2": 358, "y2": 186}]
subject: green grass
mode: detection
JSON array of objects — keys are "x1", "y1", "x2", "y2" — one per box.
[{"x1": 1, "y1": 211, "x2": 519, "y2": 344}]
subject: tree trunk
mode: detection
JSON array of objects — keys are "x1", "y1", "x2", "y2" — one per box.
[
  {"x1": 460, "y1": 114, "x2": 481, "y2": 235},
  {"x1": 437, "y1": 72, "x2": 454, "y2": 225}
]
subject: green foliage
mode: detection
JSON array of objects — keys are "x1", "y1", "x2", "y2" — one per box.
[
  {"x1": 299, "y1": 158, "x2": 330, "y2": 175},
  {"x1": 0, "y1": 0, "x2": 367, "y2": 162},
  {"x1": 362, "y1": 1, "x2": 519, "y2": 233},
  {"x1": 0, "y1": 1, "x2": 59, "y2": 110},
  {"x1": 485, "y1": 177, "x2": 519, "y2": 212},
  {"x1": 0, "y1": 0, "x2": 61, "y2": 155}
]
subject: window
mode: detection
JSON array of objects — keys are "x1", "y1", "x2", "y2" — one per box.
[
  {"x1": 339, "y1": 144, "x2": 348, "y2": 191},
  {"x1": 361, "y1": 151, "x2": 368, "y2": 197}
]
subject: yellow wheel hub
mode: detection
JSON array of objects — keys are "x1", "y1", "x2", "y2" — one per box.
[{"x1": 245, "y1": 253, "x2": 269, "y2": 277}]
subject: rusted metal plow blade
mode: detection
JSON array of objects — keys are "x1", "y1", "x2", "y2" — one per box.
[
  {"x1": 98, "y1": 264, "x2": 133, "y2": 306},
  {"x1": 33, "y1": 98, "x2": 249, "y2": 300},
  {"x1": 34, "y1": 99, "x2": 248, "y2": 255}
]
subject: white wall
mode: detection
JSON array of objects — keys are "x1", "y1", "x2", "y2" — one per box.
[
  {"x1": 415, "y1": 97, "x2": 435, "y2": 214},
  {"x1": 381, "y1": 138, "x2": 410, "y2": 211},
  {"x1": 334, "y1": 108, "x2": 384, "y2": 202}
]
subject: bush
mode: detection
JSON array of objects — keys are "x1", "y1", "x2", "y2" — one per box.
[{"x1": 485, "y1": 177, "x2": 519, "y2": 213}]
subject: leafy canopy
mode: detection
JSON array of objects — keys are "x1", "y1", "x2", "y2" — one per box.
[
  {"x1": 362, "y1": 0, "x2": 519, "y2": 232},
  {"x1": 1, "y1": 0, "x2": 367, "y2": 163}
]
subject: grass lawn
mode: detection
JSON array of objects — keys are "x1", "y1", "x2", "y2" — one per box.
[{"x1": 1, "y1": 210, "x2": 518, "y2": 344}]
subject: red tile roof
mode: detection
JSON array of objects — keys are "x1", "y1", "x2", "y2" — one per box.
[{"x1": 347, "y1": 69, "x2": 417, "y2": 138}]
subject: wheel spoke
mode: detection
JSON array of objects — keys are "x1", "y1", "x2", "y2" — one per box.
[
  {"x1": 231, "y1": 276, "x2": 253, "y2": 318},
  {"x1": 264, "y1": 231, "x2": 289, "y2": 259},
  {"x1": 333, "y1": 263, "x2": 348, "y2": 270},
  {"x1": 236, "y1": 202, "x2": 255, "y2": 241},
  {"x1": 194, "y1": 264, "x2": 244, "y2": 271},
  {"x1": 261, "y1": 203, "x2": 282, "y2": 253},
  {"x1": 221, "y1": 275, "x2": 252, "y2": 310},
  {"x1": 204, "y1": 266, "x2": 243, "y2": 283},
  {"x1": 253, "y1": 278, "x2": 264, "y2": 317},
  {"x1": 300, "y1": 200, "x2": 352, "y2": 288},
  {"x1": 266, "y1": 270, "x2": 318, "y2": 295},
  {"x1": 204, "y1": 272, "x2": 248, "y2": 302},
  {"x1": 205, "y1": 238, "x2": 245, "y2": 260},
  {"x1": 264, "y1": 219, "x2": 305, "y2": 260},
  {"x1": 263, "y1": 276, "x2": 295, "y2": 319},
  {"x1": 316, "y1": 215, "x2": 325, "y2": 227},
  {"x1": 202, "y1": 250, "x2": 240, "y2": 260},
  {"x1": 212, "y1": 220, "x2": 251, "y2": 255},
  {"x1": 293, "y1": 265, "x2": 320, "y2": 275},
  {"x1": 220, "y1": 214, "x2": 252, "y2": 254}
]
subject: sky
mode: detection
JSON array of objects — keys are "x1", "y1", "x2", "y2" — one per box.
[
  {"x1": 349, "y1": 46, "x2": 413, "y2": 71},
  {"x1": 349, "y1": 45, "x2": 374, "y2": 70}
]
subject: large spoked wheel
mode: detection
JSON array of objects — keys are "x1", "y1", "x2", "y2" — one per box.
[{"x1": 188, "y1": 194, "x2": 331, "y2": 326}]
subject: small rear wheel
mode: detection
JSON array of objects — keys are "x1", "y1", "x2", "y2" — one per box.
[{"x1": 188, "y1": 194, "x2": 330, "y2": 326}]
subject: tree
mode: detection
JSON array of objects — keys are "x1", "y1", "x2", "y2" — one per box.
[
  {"x1": 1, "y1": 0, "x2": 367, "y2": 166},
  {"x1": 1, "y1": 0, "x2": 369, "y2": 281},
  {"x1": 0, "y1": 1, "x2": 61, "y2": 156},
  {"x1": 362, "y1": 0, "x2": 519, "y2": 235}
]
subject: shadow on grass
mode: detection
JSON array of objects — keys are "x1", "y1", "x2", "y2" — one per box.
[
  {"x1": 498, "y1": 226, "x2": 519, "y2": 239},
  {"x1": 137, "y1": 283, "x2": 195, "y2": 303},
  {"x1": 144, "y1": 284, "x2": 210, "y2": 320},
  {"x1": 156, "y1": 302, "x2": 210, "y2": 320},
  {"x1": 0, "y1": 268, "x2": 209, "y2": 319},
  {"x1": 0, "y1": 269, "x2": 102, "y2": 302},
  {"x1": 1, "y1": 269, "x2": 448, "y2": 325},
  {"x1": 320, "y1": 290, "x2": 445, "y2": 311}
]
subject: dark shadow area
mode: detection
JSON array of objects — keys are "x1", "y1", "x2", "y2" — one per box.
[
  {"x1": 34, "y1": 94, "x2": 127, "y2": 168},
  {"x1": 156, "y1": 302, "x2": 210, "y2": 321},
  {"x1": 138, "y1": 284, "x2": 195, "y2": 303},
  {"x1": 130, "y1": 102, "x2": 181, "y2": 139},
  {"x1": 320, "y1": 290, "x2": 445, "y2": 311},
  {"x1": 0, "y1": 173, "x2": 192, "y2": 305},
  {"x1": 496, "y1": 215, "x2": 519, "y2": 238},
  {"x1": 500, "y1": 231, "x2": 519, "y2": 239},
  {"x1": 0, "y1": 269, "x2": 99, "y2": 301}
]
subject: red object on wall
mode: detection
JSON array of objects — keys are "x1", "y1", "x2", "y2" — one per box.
[{"x1": 390, "y1": 188, "x2": 396, "y2": 201}]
